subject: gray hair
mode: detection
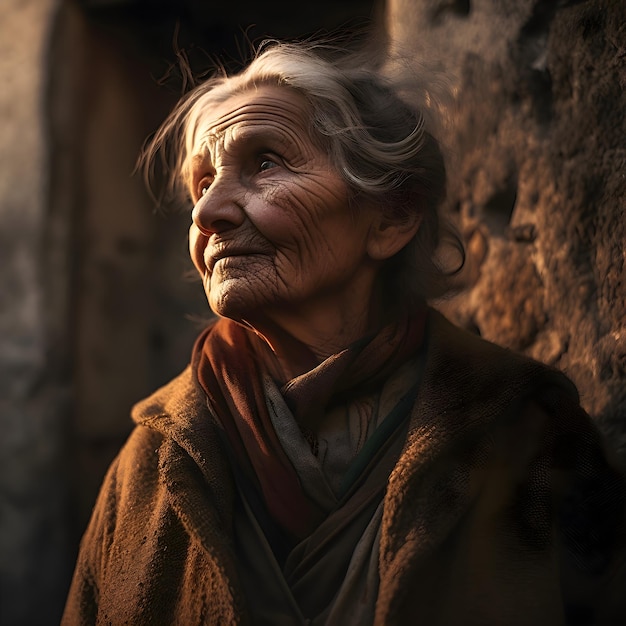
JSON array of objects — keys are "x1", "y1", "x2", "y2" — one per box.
[{"x1": 141, "y1": 40, "x2": 464, "y2": 302}]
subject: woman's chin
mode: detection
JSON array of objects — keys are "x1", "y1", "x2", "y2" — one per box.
[{"x1": 206, "y1": 285, "x2": 266, "y2": 327}]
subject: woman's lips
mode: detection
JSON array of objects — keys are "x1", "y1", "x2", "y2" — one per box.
[
  {"x1": 205, "y1": 248, "x2": 262, "y2": 273},
  {"x1": 203, "y1": 232, "x2": 273, "y2": 275}
]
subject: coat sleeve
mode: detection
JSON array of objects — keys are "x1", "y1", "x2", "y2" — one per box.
[
  {"x1": 379, "y1": 384, "x2": 626, "y2": 626},
  {"x1": 535, "y1": 386, "x2": 626, "y2": 625},
  {"x1": 467, "y1": 386, "x2": 626, "y2": 625},
  {"x1": 61, "y1": 453, "x2": 121, "y2": 626},
  {"x1": 61, "y1": 426, "x2": 166, "y2": 626}
]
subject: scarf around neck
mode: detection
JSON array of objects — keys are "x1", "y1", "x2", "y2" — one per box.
[{"x1": 192, "y1": 307, "x2": 428, "y2": 542}]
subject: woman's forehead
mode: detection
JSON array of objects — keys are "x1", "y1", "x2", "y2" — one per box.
[{"x1": 191, "y1": 86, "x2": 312, "y2": 157}]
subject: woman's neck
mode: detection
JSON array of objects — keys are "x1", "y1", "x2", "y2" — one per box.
[{"x1": 242, "y1": 293, "x2": 387, "y2": 381}]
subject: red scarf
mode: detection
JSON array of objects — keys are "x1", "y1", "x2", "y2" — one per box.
[{"x1": 192, "y1": 307, "x2": 428, "y2": 541}]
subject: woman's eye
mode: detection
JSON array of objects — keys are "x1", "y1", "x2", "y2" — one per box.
[
  {"x1": 196, "y1": 177, "x2": 213, "y2": 200},
  {"x1": 259, "y1": 158, "x2": 278, "y2": 172}
]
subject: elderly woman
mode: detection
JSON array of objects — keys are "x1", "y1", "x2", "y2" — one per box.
[{"x1": 63, "y1": 42, "x2": 624, "y2": 625}]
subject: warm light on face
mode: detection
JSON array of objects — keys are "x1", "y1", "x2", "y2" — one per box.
[{"x1": 186, "y1": 86, "x2": 381, "y2": 336}]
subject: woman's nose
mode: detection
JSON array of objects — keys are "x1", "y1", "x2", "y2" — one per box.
[{"x1": 191, "y1": 174, "x2": 245, "y2": 235}]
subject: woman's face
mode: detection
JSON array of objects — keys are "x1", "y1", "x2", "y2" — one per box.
[{"x1": 188, "y1": 85, "x2": 382, "y2": 337}]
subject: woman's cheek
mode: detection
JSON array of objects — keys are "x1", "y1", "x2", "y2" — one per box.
[{"x1": 248, "y1": 185, "x2": 312, "y2": 242}]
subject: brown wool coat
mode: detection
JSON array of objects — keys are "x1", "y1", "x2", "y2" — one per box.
[{"x1": 62, "y1": 311, "x2": 626, "y2": 625}]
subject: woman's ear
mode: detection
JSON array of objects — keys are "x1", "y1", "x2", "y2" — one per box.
[{"x1": 366, "y1": 209, "x2": 422, "y2": 261}]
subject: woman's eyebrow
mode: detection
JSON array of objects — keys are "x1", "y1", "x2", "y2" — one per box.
[{"x1": 226, "y1": 124, "x2": 294, "y2": 151}]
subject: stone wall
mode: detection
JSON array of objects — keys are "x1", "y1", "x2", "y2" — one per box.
[{"x1": 386, "y1": 0, "x2": 626, "y2": 460}]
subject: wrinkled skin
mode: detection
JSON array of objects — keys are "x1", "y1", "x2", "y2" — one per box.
[{"x1": 188, "y1": 86, "x2": 417, "y2": 370}]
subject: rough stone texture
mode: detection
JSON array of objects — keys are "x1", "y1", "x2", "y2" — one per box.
[{"x1": 386, "y1": 0, "x2": 626, "y2": 461}]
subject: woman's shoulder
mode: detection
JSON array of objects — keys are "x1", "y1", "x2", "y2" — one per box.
[
  {"x1": 423, "y1": 307, "x2": 580, "y2": 408},
  {"x1": 93, "y1": 362, "x2": 230, "y2": 527},
  {"x1": 131, "y1": 365, "x2": 206, "y2": 427}
]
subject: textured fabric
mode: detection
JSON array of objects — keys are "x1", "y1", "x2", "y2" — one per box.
[
  {"x1": 229, "y1": 357, "x2": 421, "y2": 624},
  {"x1": 262, "y1": 360, "x2": 420, "y2": 622},
  {"x1": 62, "y1": 309, "x2": 626, "y2": 626},
  {"x1": 192, "y1": 307, "x2": 426, "y2": 541},
  {"x1": 234, "y1": 488, "x2": 384, "y2": 626}
]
